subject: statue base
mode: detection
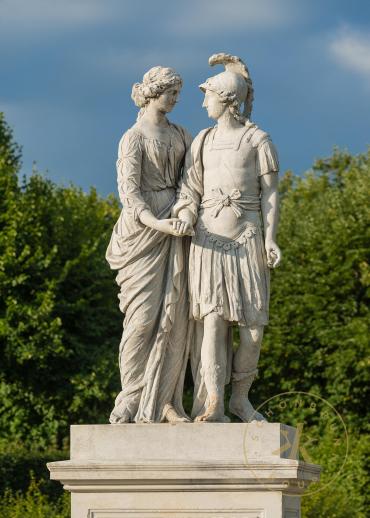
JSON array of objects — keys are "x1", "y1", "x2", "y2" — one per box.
[{"x1": 48, "y1": 423, "x2": 320, "y2": 518}]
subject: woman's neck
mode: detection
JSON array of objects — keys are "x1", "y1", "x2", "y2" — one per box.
[{"x1": 143, "y1": 105, "x2": 168, "y2": 127}]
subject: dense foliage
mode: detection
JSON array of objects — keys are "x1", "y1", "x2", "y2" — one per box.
[
  {"x1": 1, "y1": 477, "x2": 69, "y2": 518},
  {"x1": 256, "y1": 150, "x2": 370, "y2": 433},
  {"x1": 0, "y1": 113, "x2": 368, "y2": 516},
  {"x1": 0, "y1": 113, "x2": 122, "y2": 448},
  {"x1": 0, "y1": 444, "x2": 66, "y2": 500}
]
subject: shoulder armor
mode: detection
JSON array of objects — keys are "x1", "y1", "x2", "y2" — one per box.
[{"x1": 250, "y1": 127, "x2": 270, "y2": 148}]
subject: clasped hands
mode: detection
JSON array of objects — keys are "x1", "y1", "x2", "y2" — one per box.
[
  {"x1": 156, "y1": 218, "x2": 194, "y2": 237},
  {"x1": 157, "y1": 219, "x2": 281, "y2": 266}
]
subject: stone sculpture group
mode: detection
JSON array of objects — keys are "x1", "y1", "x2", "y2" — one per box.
[
  {"x1": 48, "y1": 55, "x2": 320, "y2": 518},
  {"x1": 106, "y1": 53, "x2": 281, "y2": 425}
]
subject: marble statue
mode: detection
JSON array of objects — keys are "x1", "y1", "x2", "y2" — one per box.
[
  {"x1": 173, "y1": 53, "x2": 281, "y2": 423},
  {"x1": 106, "y1": 54, "x2": 280, "y2": 425},
  {"x1": 106, "y1": 65, "x2": 193, "y2": 424},
  {"x1": 50, "y1": 57, "x2": 319, "y2": 518}
]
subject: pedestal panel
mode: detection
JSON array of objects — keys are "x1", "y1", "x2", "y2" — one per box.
[{"x1": 48, "y1": 423, "x2": 320, "y2": 518}]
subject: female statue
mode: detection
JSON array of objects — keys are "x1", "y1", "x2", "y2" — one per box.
[
  {"x1": 106, "y1": 66, "x2": 193, "y2": 424},
  {"x1": 173, "y1": 54, "x2": 281, "y2": 423}
]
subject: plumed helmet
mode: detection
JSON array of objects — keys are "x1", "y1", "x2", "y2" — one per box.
[{"x1": 199, "y1": 53, "x2": 254, "y2": 119}]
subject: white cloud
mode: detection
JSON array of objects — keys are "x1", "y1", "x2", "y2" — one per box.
[
  {"x1": 329, "y1": 27, "x2": 370, "y2": 78},
  {"x1": 75, "y1": 0, "x2": 304, "y2": 81},
  {"x1": 82, "y1": 46, "x2": 209, "y2": 80},
  {"x1": 170, "y1": 0, "x2": 303, "y2": 35},
  {"x1": 0, "y1": 0, "x2": 303, "y2": 43},
  {"x1": 0, "y1": 0, "x2": 122, "y2": 31}
]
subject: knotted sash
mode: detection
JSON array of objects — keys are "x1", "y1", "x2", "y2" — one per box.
[{"x1": 200, "y1": 188, "x2": 260, "y2": 218}]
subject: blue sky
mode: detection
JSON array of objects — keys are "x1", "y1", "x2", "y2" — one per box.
[{"x1": 1, "y1": 0, "x2": 370, "y2": 196}]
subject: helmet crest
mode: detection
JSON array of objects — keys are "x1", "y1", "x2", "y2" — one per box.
[{"x1": 200, "y1": 52, "x2": 254, "y2": 120}]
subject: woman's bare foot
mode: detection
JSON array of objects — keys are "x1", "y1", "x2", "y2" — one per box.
[
  {"x1": 164, "y1": 404, "x2": 191, "y2": 423},
  {"x1": 110, "y1": 392, "x2": 137, "y2": 424},
  {"x1": 229, "y1": 395, "x2": 266, "y2": 423},
  {"x1": 109, "y1": 406, "x2": 131, "y2": 424}
]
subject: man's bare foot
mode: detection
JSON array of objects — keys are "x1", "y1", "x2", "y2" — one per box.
[
  {"x1": 229, "y1": 395, "x2": 266, "y2": 423},
  {"x1": 195, "y1": 401, "x2": 230, "y2": 423},
  {"x1": 164, "y1": 404, "x2": 191, "y2": 423}
]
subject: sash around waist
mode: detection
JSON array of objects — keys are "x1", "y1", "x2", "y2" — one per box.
[
  {"x1": 141, "y1": 186, "x2": 176, "y2": 193},
  {"x1": 200, "y1": 188, "x2": 260, "y2": 218}
]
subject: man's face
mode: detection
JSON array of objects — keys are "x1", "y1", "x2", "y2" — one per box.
[{"x1": 202, "y1": 90, "x2": 226, "y2": 120}]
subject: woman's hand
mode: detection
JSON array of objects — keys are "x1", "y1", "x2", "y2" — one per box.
[
  {"x1": 172, "y1": 219, "x2": 194, "y2": 236},
  {"x1": 265, "y1": 240, "x2": 281, "y2": 268},
  {"x1": 156, "y1": 218, "x2": 194, "y2": 236}
]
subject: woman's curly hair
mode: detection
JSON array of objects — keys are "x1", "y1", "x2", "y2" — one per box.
[{"x1": 131, "y1": 66, "x2": 182, "y2": 120}]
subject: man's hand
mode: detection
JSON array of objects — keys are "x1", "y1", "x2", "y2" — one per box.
[
  {"x1": 265, "y1": 239, "x2": 281, "y2": 268},
  {"x1": 155, "y1": 218, "x2": 194, "y2": 236},
  {"x1": 172, "y1": 219, "x2": 194, "y2": 236}
]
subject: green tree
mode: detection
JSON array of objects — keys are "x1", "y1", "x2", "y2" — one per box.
[
  {"x1": 301, "y1": 431, "x2": 369, "y2": 518},
  {"x1": 254, "y1": 150, "x2": 370, "y2": 433},
  {"x1": 0, "y1": 112, "x2": 21, "y2": 203},
  {"x1": 0, "y1": 113, "x2": 122, "y2": 448},
  {"x1": 248, "y1": 149, "x2": 370, "y2": 517},
  {"x1": 1, "y1": 476, "x2": 69, "y2": 518},
  {"x1": 1, "y1": 113, "x2": 369, "y2": 517}
]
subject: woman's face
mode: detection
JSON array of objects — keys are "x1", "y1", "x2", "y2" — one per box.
[
  {"x1": 202, "y1": 89, "x2": 226, "y2": 120},
  {"x1": 152, "y1": 85, "x2": 181, "y2": 114}
]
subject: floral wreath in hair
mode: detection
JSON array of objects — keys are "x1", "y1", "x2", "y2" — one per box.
[{"x1": 208, "y1": 53, "x2": 254, "y2": 121}]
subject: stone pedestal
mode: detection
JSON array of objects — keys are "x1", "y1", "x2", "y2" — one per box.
[{"x1": 48, "y1": 423, "x2": 320, "y2": 518}]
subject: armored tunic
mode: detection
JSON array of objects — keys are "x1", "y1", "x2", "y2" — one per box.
[{"x1": 173, "y1": 122, "x2": 279, "y2": 327}]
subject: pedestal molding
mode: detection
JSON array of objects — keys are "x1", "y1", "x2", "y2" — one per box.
[{"x1": 48, "y1": 423, "x2": 320, "y2": 516}]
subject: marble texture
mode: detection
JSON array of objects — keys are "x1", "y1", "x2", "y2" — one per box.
[
  {"x1": 47, "y1": 54, "x2": 307, "y2": 517},
  {"x1": 173, "y1": 53, "x2": 281, "y2": 423},
  {"x1": 48, "y1": 423, "x2": 320, "y2": 517},
  {"x1": 106, "y1": 53, "x2": 281, "y2": 426},
  {"x1": 105, "y1": 66, "x2": 193, "y2": 425}
]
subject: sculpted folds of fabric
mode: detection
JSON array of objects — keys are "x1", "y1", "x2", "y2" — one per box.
[{"x1": 106, "y1": 123, "x2": 193, "y2": 423}]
